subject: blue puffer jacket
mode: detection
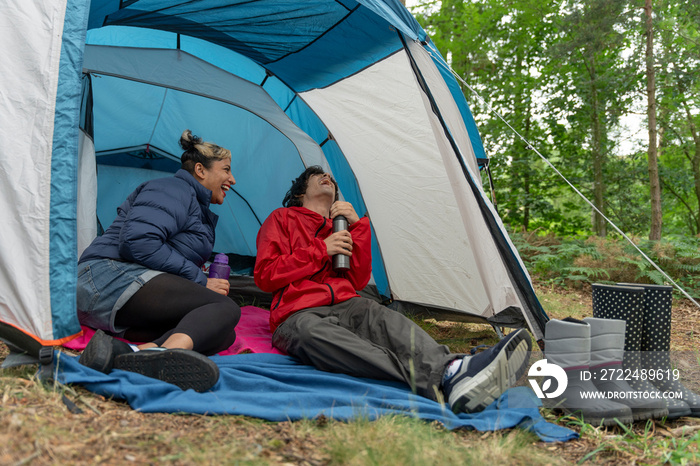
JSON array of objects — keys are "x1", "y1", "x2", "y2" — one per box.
[{"x1": 79, "y1": 169, "x2": 218, "y2": 286}]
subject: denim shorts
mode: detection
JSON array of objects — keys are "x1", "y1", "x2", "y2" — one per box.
[{"x1": 76, "y1": 259, "x2": 163, "y2": 334}]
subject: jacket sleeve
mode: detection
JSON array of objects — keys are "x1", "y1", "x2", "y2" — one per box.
[
  {"x1": 254, "y1": 210, "x2": 329, "y2": 292},
  {"x1": 344, "y1": 216, "x2": 372, "y2": 291},
  {"x1": 118, "y1": 184, "x2": 208, "y2": 286}
]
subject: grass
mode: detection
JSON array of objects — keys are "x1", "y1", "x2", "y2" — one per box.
[
  {"x1": 2, "y1": 284, "x2": 700, "y2": 464},
  {"x1": 0, "y1": 367, "x2": 560, "y2": 465},
  {"x1": 535, "y1": 285, "x2": 592, "y2": 321},
  {"x1": 322, "y1": 416, "x2": 555, "y2": 465}
]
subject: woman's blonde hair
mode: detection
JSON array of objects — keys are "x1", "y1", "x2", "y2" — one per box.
[{"x1": 179, "y1": 129, "x2": 231, "y2": 173}]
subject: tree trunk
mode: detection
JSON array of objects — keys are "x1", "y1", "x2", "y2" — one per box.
[
  {"x1": 693, "y1": 144, "x2": 700, "y2": 236},
  {"x1": 645, "y1": 0, "x2": 663, "y2": 240},
  {"x1": 514, "y1": 48, "x2": 532, "y2": 232},
  {"x1": 590, "y1": 68, "x2": 606, "y2": 237}
]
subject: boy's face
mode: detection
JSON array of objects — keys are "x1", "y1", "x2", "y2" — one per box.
[{"x1": 304, "y1": 172, "x2": 337, "y2": 201}]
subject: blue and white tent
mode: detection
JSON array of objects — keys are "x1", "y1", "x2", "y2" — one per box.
[{"x1": 0, "y1": 0, "x2": 548, "y2": 353}]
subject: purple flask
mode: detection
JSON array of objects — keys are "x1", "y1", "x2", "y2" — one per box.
[{"x1": 208, "y1": 253, "x2": 231, "y2": 279}]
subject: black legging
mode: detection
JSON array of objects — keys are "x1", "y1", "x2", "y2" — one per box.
[{"x1": 115, "y1": 273, "x2": 240, "y2": 355}]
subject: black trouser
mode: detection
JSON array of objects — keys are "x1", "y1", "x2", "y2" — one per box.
[
  {"x1": 115, "y1": 273, "x2": 240, "y2": 355},
  {"x1": 272, "y1": 297, "x2": 456, "y2": 401}
]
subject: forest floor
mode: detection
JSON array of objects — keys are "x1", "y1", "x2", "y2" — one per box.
[{"x1": 1, "y1": 283, "x2": 700, "y2": 465}]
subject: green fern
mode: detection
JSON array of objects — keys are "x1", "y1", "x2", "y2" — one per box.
[
  {"x1": 509, "y1": 229, "x2": 700, "y2": 298},
  {"x1": 675, "y1": 263, "x2": 700, "y2": 273},
  {"x1": 562, "y1": 266, "x2": 611, "y2": 280},
  {"x1": 614, "y1": 255, "x2": 645, "y2": 266},
  {"x1": 636, "y1": 269, "x2": 668, "y2": 286}
]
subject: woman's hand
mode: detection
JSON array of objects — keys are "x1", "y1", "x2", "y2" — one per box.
[
  {"x1": 330, "y1": 201, "x2": 360, "y2": 225},
  {"x1": 207, "y1": 277, "x2": 230, "y2": 296},
  {"x1": 324, "y1": 230, "x2": 353, "y2": 258}
]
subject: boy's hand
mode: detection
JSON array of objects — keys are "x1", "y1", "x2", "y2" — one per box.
[
  {"x1": 330, "y1": 201, "x2": 360, "y2": 225},
  {"x1": 324, "y1": 230, "x2": 353, "y2": 257}
]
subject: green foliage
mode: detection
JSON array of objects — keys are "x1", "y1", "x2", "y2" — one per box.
[
  {"x1": 661, "y1": 432, "x2": 700, "y2": 465},
  {"x1": 511, "y1": 230, "x2": 700, "y2": 297},
  {"x1": 410, "y1": 0, "x2": 700, "y2": 239},
  {"x1": 574, "y1": 419, "x2": 700, "y2": 464}
]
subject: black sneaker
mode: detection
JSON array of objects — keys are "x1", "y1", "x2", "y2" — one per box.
[
  {"x1": 443, "y1": 328, "x2": 532, "y2": 413},
  {"x1": 113, "y1": 348, "x2": 219, "y2": 392},
  {"x1": 78, "y1": 329, "x2": 133, "y2": 373}
]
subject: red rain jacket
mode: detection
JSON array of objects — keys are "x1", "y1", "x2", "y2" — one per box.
[{"x1": 254, "y1": 206, "x2": 372, "y2": 331}]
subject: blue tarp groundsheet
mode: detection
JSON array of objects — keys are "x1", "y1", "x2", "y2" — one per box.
[{"x1": 55, "y1": 351, "x2": 577, "y2": 443}]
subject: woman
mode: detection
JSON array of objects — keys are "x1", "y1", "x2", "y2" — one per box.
[{"x1": 77, "y1": 130, "x2": 241, "y2": 392}]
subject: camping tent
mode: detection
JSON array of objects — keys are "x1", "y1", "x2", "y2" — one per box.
[{"x1": 0, "y1": 0, "x2": 548, "y2": 360}]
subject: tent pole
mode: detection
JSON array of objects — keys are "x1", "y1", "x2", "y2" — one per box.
[{"x1": 490, "y1": 324, "x2": 505, "y2": 340}]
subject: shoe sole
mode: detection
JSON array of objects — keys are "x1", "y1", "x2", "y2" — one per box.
[
  {"x1": 114, "y1": 349, "x2": 219, "y2": 392},
  {"x1": 78, "y1": 330, "x2": 114, "y2": 373},
  {"x1": 450, "y1": 329, "x2": 532, "y2": 413},
  {"x1": 631, "y1": 407, "x2": 669, "y2": 421}
]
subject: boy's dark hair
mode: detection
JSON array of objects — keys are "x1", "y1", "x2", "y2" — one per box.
[{"x1": 283, "y1": 165, "x2": 339, "y2": 207}]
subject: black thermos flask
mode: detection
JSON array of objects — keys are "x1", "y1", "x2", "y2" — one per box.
[{"x1": 332, "y1": 215, "x2": 350, "y2": 271}]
